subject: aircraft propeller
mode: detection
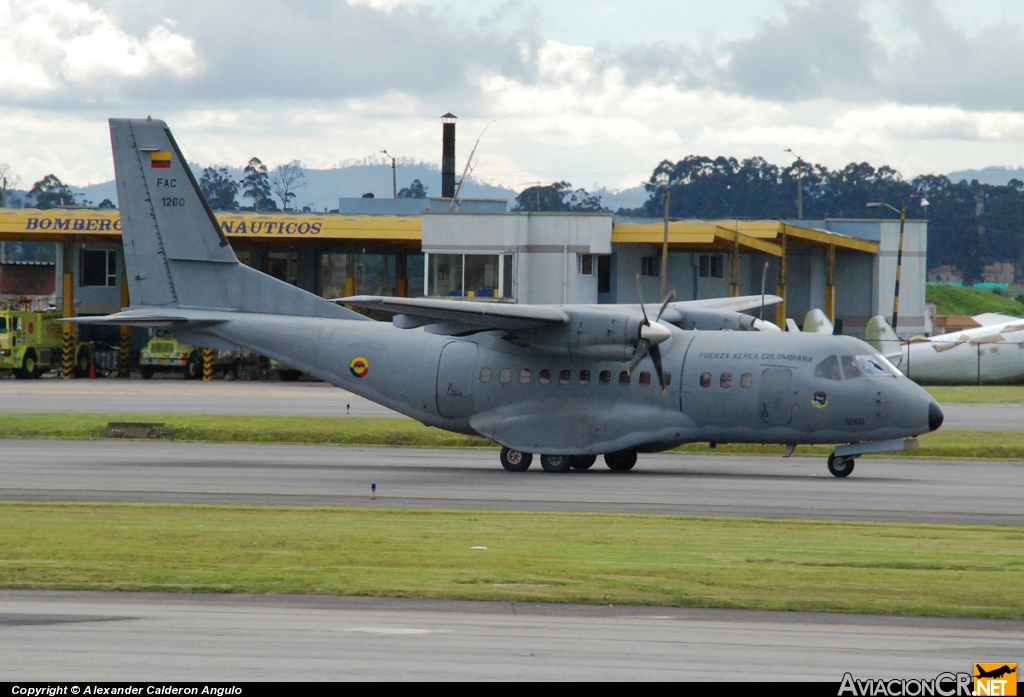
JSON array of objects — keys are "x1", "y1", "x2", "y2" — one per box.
[{"x1": 630, "y1": 275, "x2": 675, "y2": 392}]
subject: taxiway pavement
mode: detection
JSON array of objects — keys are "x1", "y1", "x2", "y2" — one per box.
[
  {"x1": 0, "y1": 590, "x2": 1019, "y2": 681},
  {"x1": 0, "y1": 440, "x2": 1019, "y2": 525}
]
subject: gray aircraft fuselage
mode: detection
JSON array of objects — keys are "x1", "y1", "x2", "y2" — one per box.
[{"x1": 203, "y1": 313, "x2": 939, "y2": 456}]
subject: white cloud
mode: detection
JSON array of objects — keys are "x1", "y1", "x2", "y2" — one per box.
[{"x1": 0, "y1": 0, "x2": 197, "y2": 97}]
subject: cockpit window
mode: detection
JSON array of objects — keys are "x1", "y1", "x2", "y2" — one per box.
[
  {"x1": 0, "y1": 318, "x2": 6, "y2": 333},
  {"x1": 841, "y1": 355, "x2": 862, "y2": 379},
  {"x1": 857, "y1": 355, "x2": 900, "y2": 377},
  {"x1": 814, "y1": 355, "x2": 842, "y2": 381}
]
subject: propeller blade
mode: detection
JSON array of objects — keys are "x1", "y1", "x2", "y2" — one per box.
[
  {"x1": 655, "y1": 290, "x2": 676, "y2": 323},
  {"x1": 627, "y1": 338, "x2": 650, "y2": 374},
  {"x1": 635, "y1": 274, "x2": 649, "y2": 325},
  {"x1": 649, "y1": 343, "x2": 666, "y2": 392}
]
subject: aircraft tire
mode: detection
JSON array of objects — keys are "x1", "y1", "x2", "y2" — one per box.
[
  {"x1": 183, "y1": 354, "x2": 202, "y2": 380},
  {"x1": 540, "y1": 454, "x2": 573, "y2": 473},
  {"x1": 140, "y1": 365, "x2": 155, "y2": 380},
  {"x1": 604, "y1": 449, "x2": 638, "y2": 472},
  {"x1": 827, "y1": 454, "x2": 855, "y2": 478},
  {"x1": 570, "y1": 455, "x2": 597, "y2": 470},
  {"x1": 500, "y1": 447, "x2": 532, "y2": 472}
]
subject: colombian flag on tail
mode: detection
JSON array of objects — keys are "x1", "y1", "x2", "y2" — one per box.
[{"x1": 150, "y1": 151, "x2": 172, "y2": 169}]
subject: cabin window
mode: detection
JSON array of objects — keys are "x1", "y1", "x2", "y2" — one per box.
[
  {"x1": 539, "y1": 369, "x2": 551, "y2": 384},
  {"x1": 599, "y1": 370, "x2": 611, "y2": 385},
  {"x1": 499, "y1": 368, "x2": 511, "y2": 384},
  {"x1": 740, "y1": 373, "x2": 752, "y2": 388},
  {"x1": 639, "y1": 371, "x2": 651, "y2": 386},
  {"x1": 841, "y1": 356, "x2": 862, "y2": 379},
  {"x1": 699, "y1": 372, "x2": 712, "y2": 388},
  {"x1": 559, "y1": 369, "x2": 571, "y2": 385},
  {"x1": 619, "y1": 371, "x2": 630, "y2": 386},
  {"x1": 815, "y1": 355, "x2": 842, "y2": 381},
  {"x1": 520, "y1": 369, "x2": 531, "y2": 384},
  {"x1": 579, "y1": 370, "x2": 591, "y2": 385},
  {"x1": 479, "y1": 368, "x2": 491, "y2": 383},
  {"x1": 720, "y1": 373, "x2": 733, "y2": 388}
]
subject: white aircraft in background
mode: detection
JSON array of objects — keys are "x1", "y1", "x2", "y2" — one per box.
[{"x1": 866, "y1": 313, "x2": 1024, "y2": 385}]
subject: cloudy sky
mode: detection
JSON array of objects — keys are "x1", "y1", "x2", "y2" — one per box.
[{"x1": 3, "y1": 0, "x2": 1024, "y2": 192}]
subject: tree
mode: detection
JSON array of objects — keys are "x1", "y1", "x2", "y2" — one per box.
[
  {"x1": 398, "y1": 179, "x2": 428, "y2": 199},
  {"x1": 514, "y1": 182, "x2": 605, "y2": 212},
  {"x1": 98, "y1": 198, "x2": 116, "y2": 209},
  {"x1": 28, "y1": 174, "x2": 75, "y2": 209},
  {"x1": 0, "y1": 163, "x2": 20, "y2": 208},
  {"x1": 199, "y1": 166, "x2": 239, "y2": 210},
  {"x1": 240, "y1": 158, "x2": 277, "y2": 212},
  {"x1": 270, "y1": 161, "x2": 305, "y2": 211}
]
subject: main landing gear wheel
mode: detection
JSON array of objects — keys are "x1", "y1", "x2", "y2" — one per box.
[
  {"x1": 183, "y1": 353, "x2": 202, "y2": 380},
  {"x1": 570, "y1": 455, "x2": 597, "y2": 471},
  {"x1": 540, "y1": 454, "x2": 573, "y2": 473},
  {"x1": 827, "y1": 453, "x2": 855, "y2": 478},
  {"x1": 604, "y1": 449, "x2": 638, "y2": 472},
  {"x1": 500, "y1": 446, "x2": 532, "y2": 472}
]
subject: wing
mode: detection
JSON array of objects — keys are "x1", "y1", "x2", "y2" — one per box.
[
  {"x1": 973, "y1": 312, "x2": 1023, "y2": 327},
  {"x1": 337, "y1": 295, "x2": 569, "y2": 333},
  {"x1": 672, "y1": 294, "x2": 783, "y2": 314}
]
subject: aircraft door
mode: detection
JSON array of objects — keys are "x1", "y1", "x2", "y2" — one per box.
[
  {"x1": 759, "y1": 368, "x2": 793, "y2": 424},
  {"x1": 436, "y1": 341, "x2": 477, "y2": 419}
]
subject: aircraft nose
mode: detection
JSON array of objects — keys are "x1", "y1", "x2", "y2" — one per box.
[{"x1": 928, "y1": 401, "x2": 944, "y2": 432}]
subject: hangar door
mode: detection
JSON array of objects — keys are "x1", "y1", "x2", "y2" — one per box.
[
  {"x1": 436, "y1": 341, "x2": 477, "y2": 419},
  {"x1": 759, "y1": 368, "x2": 793, "y2": 424}
]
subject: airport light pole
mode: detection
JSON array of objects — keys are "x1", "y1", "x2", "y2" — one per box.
[
  {"x1": 381, "y1": 150, "x2": 397, "y2": 198},
  {"x1": 867, "y1": 198, "x2": 929, "y2": 331}
]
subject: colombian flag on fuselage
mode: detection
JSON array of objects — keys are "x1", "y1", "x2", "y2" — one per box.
[{"x1": 151, "y1": 151, "x2": 172, "y2": 169}]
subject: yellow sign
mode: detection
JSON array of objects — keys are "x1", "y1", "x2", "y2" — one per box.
[{"x1": 975, "y1": 664, "x2": 1017, "y2": 696}]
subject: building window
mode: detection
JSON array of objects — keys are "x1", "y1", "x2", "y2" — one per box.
[
  {"x1": 698, "y1": 254, "x2": 724, "y2": 279},
  {"x1": 479, "y1": 368, "x2": 491, "y2": 383},
  {"x1": 427, "y1": 253, "x2": 502, "y2": 298},
  {"x1": 520, "y1": 369, "x2": 531, "y2": 384},
  {"x1": 740, "y1": 373, "x2": 752, "y2": 388},
  {"x1": 619, "y1": 371, "x2": 630, "y2": 386},
  {"x1": 699, "y1": 372, "x2": 712, "y2": 388},
  {"x1": 578, "y1": 254, "x2": 594, "y2": 276},
  {"x1": 81, "y1": 249, "x2": 117, "y2": 287},
  {"x1": 639, "y1": 371, "x2": 651, "y2": 386},
  {"x1": 539, "y1": 369, "x2": 551, "y2": 384},
  {"x1": 640, "y1": 256, "x2": 659, "y2": 277},
  {"x1": 599, "y1": 370, "x2": 611, "y2": 385},
  {"x1": 720, "y1": 373, "x2": 733, "y2": 388},
  {"x1": 597, "y1": 255, "x2": 611, "y2": 294},
  {"x1": 579, "y1": 370, "x2": 591, "y2": 385},
  {"x1": 499, "y1": 368, "x2": 511, "y2": 384},
  {"x1": 559, "y1": 369, "x2": 571, "y2": 385}
]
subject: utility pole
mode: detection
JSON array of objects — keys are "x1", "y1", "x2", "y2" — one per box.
[
  {"x1": 380, "y1": 150, "x2": 397, "y2": 198},
  {"x1": 660, "y1": 189, "x2": 670, "y2": 299},
  {"x1": 785, "y1": 148, "x2": 803, "y2": 219}
]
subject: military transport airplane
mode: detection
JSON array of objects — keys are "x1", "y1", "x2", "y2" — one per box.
[
  {"x1": 76, "y1": 118, "x2": 944, "y2": 478},
  {"x1": 867, "y1": 312, "x2": 1024, "y2": 384}
]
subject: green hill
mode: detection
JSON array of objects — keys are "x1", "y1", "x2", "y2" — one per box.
[{"x1": 926, "y1": 284, "x2": 1024, "y2": 317}]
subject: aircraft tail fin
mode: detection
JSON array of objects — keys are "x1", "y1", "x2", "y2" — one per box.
[
  {"x1": 802, "y1": 309, "x2": 834, "y2": 334},
  {"x1": 785, "y1": 318, "x2": 799, "y2": 332},
  {"x1": 110, "y1": 117, "x2": 360, "y2": 320},
  {"x1": 865, "y1": 315, "x2": 903, "y2": 361}
]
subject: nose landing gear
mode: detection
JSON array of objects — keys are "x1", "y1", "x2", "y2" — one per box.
[{"x1": 827, "y1": 453, "x2": 855, "y2": 478}]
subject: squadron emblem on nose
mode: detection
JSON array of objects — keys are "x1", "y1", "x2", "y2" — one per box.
[
  {"x1": 349, "y1": 356, "x2": 369, "y2": 378},
  {"x1": 812, "y1": 391, "x2": 828, "y2": 408}
]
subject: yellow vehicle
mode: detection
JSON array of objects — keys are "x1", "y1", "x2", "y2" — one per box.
[
  {"x1": 0, "y1": 301, "x2": 92, "y2": 379},
  {"x1": 139, "y1": 329, "x2": 245, "y2": 380}
]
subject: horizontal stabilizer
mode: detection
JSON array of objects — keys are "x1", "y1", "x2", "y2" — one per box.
[{"x1": 69, "y1": 309, "x2": 229, "y2": 327}]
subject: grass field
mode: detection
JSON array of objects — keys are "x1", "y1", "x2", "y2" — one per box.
[
  {"x1": 4, "y1": 414, "x2": 1024, "y2": 460},
  {"x1": 926, "y1": 284, "x2": 1024, "y2": 317},
  {"x1": 0, "y1": 502, "x2": 1020, "y2": 618}
]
